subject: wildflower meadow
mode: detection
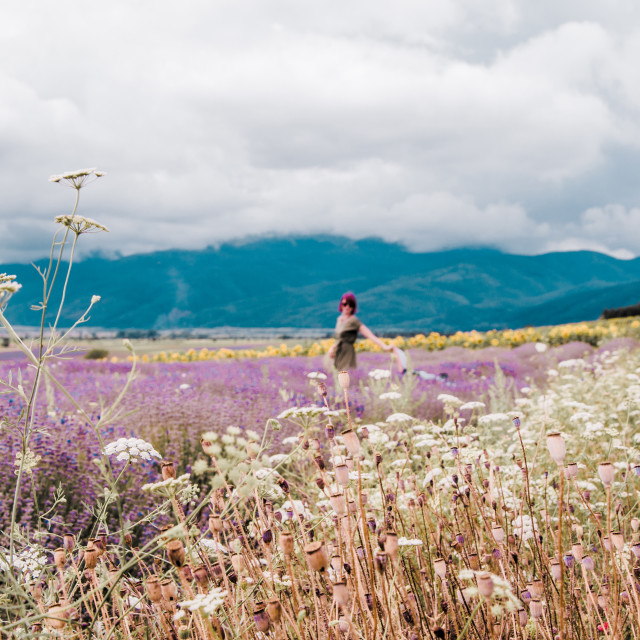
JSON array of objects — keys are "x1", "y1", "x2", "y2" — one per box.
[{"x1": 2, "y1": 173, "x2": 640, "y2": 639}]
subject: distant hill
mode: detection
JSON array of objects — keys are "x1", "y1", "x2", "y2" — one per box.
[{"x1": 2, "y1": 236, "x2": 640, "y2": 333}]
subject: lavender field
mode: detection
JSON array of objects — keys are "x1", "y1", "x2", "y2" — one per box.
[{"x1": 0, "y1": 338, "x2": 620, "y2": 538}]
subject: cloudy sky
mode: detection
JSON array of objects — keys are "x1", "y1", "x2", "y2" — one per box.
[{"x1": 2, "y1": 0, "x2": 640, "y2": 262}]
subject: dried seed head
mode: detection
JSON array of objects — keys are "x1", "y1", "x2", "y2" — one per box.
[
  {"x1": 166, "y1": 539, "x2": 186, "y2": 568},
  {"x1": 161, "y1": 461, "x2": 176, "y2": 480},
  {"x1": 550, "y1": 560, "x2": 562, "y2": 581},
  {"x1": 433, "y1": 557, "x2": 447, "y2": 579},
  {"x1": 338, "y1": 371, "x2": 350, "y2": 390},
  {"x1": 193, "y1": 565, "x2": 210, "y2": 588},
  {"x1": 341, "y1": 429, "x2": 360, "y2": 456},
  {"x1": 304, "y1": 541, "x2": 329, "y2": 572},
  {"x1": 253, "y1": 604, "x2": 271, "y2": 632},
  {"x1": 209, "y1": 514, "x2": 223, "y2": 534},
  {"x1": 477, "y1": 573, "x2": 494, "y2": 598},
  {"x1": 267, "y1": 598, "x2": 282, "y2": 622},
  {"x1": 45, "y1": 603, "x2": 71, "y2": 630},
  {"x1": 83, "y1": 546, "x2": 98, "y2": 570},
  {"x1": 279, "y1": 531, "x2": 294, "y2": 556},
  {"x1": 325, "y1": 423, "x2": 335, "y2": 440},
  {"x1": 53, "y1": 548, "x2": 66, "y2": 570},
  {"x1": 335, "y1": 463, "x2": 350, "y2": 487},
  {"x1": 317, "y1": 381, "x2": 327, "y2": 397},
  {"x1": 546, "y1": 432, "x2": 566, "y2": 464},
  {"x1": 384, "y1": 531, "x2": 399, "y2": 559},
  {"x1": 63, "y1": 533, "x2": 75, "y2": 552},
  {"x1": 146, "y1": 576, "x2": 162, "y2": 602},
  {"x1": 332, "y1": 580, "x2": 350, "y2": 606},
  {"x1": 160, "y1": 579, "x2": 177, "y2": 602},
  {"x1": 598, "y1": 462, "x2": 615, "y2": 488}
]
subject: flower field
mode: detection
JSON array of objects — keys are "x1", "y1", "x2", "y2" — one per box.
[{"x1": 4, "y1": 172, "x2": 640, "y2": 639}]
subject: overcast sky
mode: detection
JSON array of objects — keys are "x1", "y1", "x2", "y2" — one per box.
[{"x1": 2, "y1": 0, "x2": 640, "y2": 262}]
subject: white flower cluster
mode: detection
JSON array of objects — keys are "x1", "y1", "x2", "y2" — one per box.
[
  {"x1": 277, "y1": 406, "x2": 325, "y2": 420},
  {"x1": 511, "y1": 514, "x2": 539, "y2": 542},
  {"x1": 386, "y1": 412, "x2": 413, "y2": 423},
  {"x1": 104, "y1": 437, "x2": 162, "y2": 462},
  {"x1": 398, "y1": 537, "x2": 423, "y2": 546},
  {"x1": 369, "y1": 369, "x2": 391, "y2": 380},
  {"x1": 0, "y1": 545, "x2": 48, "y2": 582},
  {"x1": 307, "y1": 371, "x2": 327, "y2": 380},
  {"x1": 380, "y1": 391, "x2": 402, "y2": 400},
  {"x1": 0, "y1": 273, "x2": 21, "y2": 308},
  {"x1": 49, "y1": 168, "x2": 106, "y2": 189},
  {"x1": 178, "y1": 588, "x2": 227, "y2": 615},
  {"x1": 54, "y1": 214, "x2": 109, "y2": 234}
]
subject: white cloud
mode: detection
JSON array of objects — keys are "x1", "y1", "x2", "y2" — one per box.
[{"x1": 1, "y1": 1, "x2": 640, "y2": 262}]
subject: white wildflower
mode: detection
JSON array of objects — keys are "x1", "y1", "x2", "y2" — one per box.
[
  {"x1": 49, "y1": 168, "x2": 106, "y2": 189},
  {"x1": 386, "y1": 412, "x2": 413, "y2": 423},
  {"x1": 369, "y1": 369, "x2": 391, "y2": 380},
  {"x1": 438, "y1": 393, "x2": 463, "y2": 408},
  {"x1": 54, "y1": 214, "x2": 109, "y2": 234},
  {"x1": 380, "y1": 391, "x2": 402, "y2": 400},
  {"x1": 398, "y1": 537, "x2": 423, "y2": 546},
  {"x1": 307, "y1": 371, "x2": 327, "y2": 380},
  {"x1": 178, "y1": 587, "x2": 227, "y2": 615},
  {"x1": 534, "y1": 343, "x2": 548, "y2": 353},
  {"x1": 104, "y1": 437, "x2": 161, "y2": 463},
  {"x1": 460, "y1": 401, "x2": 486, "y2": 411}
]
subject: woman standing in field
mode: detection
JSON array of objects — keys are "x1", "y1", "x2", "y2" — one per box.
[{"x1": 328, "y1": 291, "x2": 393, "y2": 370}]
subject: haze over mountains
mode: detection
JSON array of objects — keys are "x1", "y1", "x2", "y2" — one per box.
[{"x1": 2, "y1": 236, "x2": 640, "y2": 333}]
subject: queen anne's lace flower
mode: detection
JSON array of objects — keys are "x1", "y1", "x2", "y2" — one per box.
[
  {"x1": 49, "y1": 168, "x2": 106, "y2": 189},
  {"x1": 369, "y1": 369, "x2": 391, "y2": 380},
  {"x1": 386, "y1": 412, "x2": 413, "y2": 423},
  {"x1": 0, "y1": 274, "x2": 21, "y2": 308},
  {"x1": 380, "y1": 391, "x2": 402, "y2": 400},
  {"x1": 104, "y1": 437, "x2": 161, "y2": 462},
  {"x1": 54, "y1": 214, "x2": 109, "y2": 234},
  {"x1": 178, "y1": 588, "x2": 227, "y2": 615},
  {"x1": 307, "y1": 371, "x2": 327, "y2": 380}
]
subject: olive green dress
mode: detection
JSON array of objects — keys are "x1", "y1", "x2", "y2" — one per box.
[{"x1": 334, "y1": 315, "x2": 362, "y2": 370}]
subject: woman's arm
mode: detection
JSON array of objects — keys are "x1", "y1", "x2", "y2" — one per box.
[{"x1": 359, "y1": 323, "x2": 393, "y2": 351}]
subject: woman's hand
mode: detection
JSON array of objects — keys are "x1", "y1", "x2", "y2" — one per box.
[
  {"x1": 382, "y1": 343, "x2": 394, "y2": 352},
  {"x1": 328, "y1": 344, "x2": 337, "y2": 358}
]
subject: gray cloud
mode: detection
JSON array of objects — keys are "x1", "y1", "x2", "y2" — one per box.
[{"x1": 2, "y1": 1, "x2": 640, "y2": 262}]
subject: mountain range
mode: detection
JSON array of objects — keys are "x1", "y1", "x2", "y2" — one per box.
[{"x1": 2, "y1": 236, "x2": 640, "y2": 333}]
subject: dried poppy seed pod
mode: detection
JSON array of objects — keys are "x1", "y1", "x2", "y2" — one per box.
[
  {"x1": 279, "y1": 531, "x2": 294, "y2": 556},
  {"x1": 332, "y1": 580, "x2": 350, "y2": 607},
  {"x1": 160, "y1": 578, "x2": 177, "y2": 602},
  {"x1": 53, "y1": 547, "x2": 66, "y2": 570},
  {"x1": 193, "y1": 565, "x2": 210, "y2": 588},
  {"x1": 529, "y1": 598, "x2": 544, "y2": 620},
  {"x1": 468, "y1": 553, "x2": 480, "y2": 571},
  {"x1": 45, "y1": 603, "x2": 71, "y2": 630},
  {"x1": 161, "y1": 461, "x2": 176, "y2": 480},
  {"x1": 477, "y1": 573, "x2": 494, "y2": 598},
  {"x1": 433, "y1": 557, "x2": 447, "y2": 579},
  {"x1": 341, "y1": 429, "x2": 360, "y2": 456},
  {"x1": 146, "y1": 576, "x2": 163, "y2": 602},
  {"x1": 267, "y1": 598, "x2": 282, "y2": 622},
  {"x1": 565, "y1": 462, "x2": 578, "y2": 478},
  {"x1": 335, "y1": 463, "x2": 350, "y2": 487},
  {"x1": 518, "y1": 608, "x2": 528, "y2": 626},
  {"x1": 83, "y1": 546, "x2": 98, "y2": 570},
  {"x1": 209, "y1": 513, "x2": 223, "y2": 534},
  {"x1": 253, "y1": 604, "x2": 270, "y2": 632},
  {"x1": 304, "y1": 540, "x2": 329, "y2": 572},
  {"x1": 317, "y1": 381, "x2": 328, "y2": 397},
  {"x1": 546, "y1": 432, "x2": 566, "y2": 464},
  {"x1": 166, "y1": 539, "x2": 186, "y2": 568},
  {"x1": 611, "y1": 531, "x2": 624, "y2": 551},
  {"x1": 598, "y1": 462, "x2": 615, "y2": 487},
  {"x1": 314, "y1": 455, "x2": 326, "y2": 471},
  {"x1": 491, "y1": 524, "x2": 505, "y2": 544},
  {"x1": 329, "y1": 491, "x2": 347, "y2": 517},
  {"x1": 549, "y1": 560, "x2": 562, "y2": 581},
  {"x1": 262, "y1": 529, "x2": 273, "y2": 545},
  {"x1": 338, "y1": 370, "x2": 350, "y2": 390},
  {"x1": 62, "y1": 533, "x2": 75, "y2": 553},
  {"x1": 375, "y1": 551, "x2": 388, "y2": 573},
  {"x1": 529, "y1": 579, "x2": 544, "y2": 599},
  {"x1": 384, "y1": 531, "x2": 399, "y2": 560},
  {"x1": 325, "y1": 423, "x2": 335, "y2": 440}
]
